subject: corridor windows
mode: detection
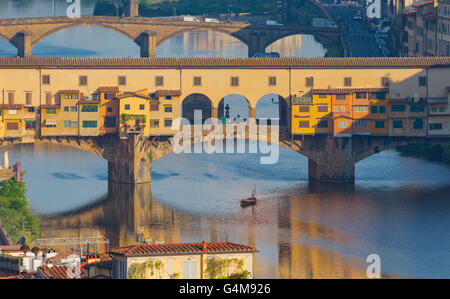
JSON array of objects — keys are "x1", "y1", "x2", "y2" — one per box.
[
  {"x1": 231, "y1": 77, "x2": 239, "y2": 86},
  {"x1": 8, "y1": 92, "x2": 14, "y2": 105},
  {"x1": 155, "y1": 76, "x2": 164, "y2": 87},
  {"x1": 418, "y1": 76, "x2": 427, "y2": 87},
  {"x1": 344, "y1": 77, "x2": 352, "y2": 87},
  {"x1": 299, "y1": 121, "x2": 309, "y2": 128},
  {"x1": 269, "y1": 76, "x2": 277, "y2": 86},
  {"x1": 46, "y1": 108, "x2": 56, "y2": 114},
  {"x1": 299, "y1": 106, "x2": 309, "y2": 112},
  {"x1": 193, "y1": 76, "x2": 202, "y2": 86},
  {"x1": 79, "y1": 75, "x2": 88, "y2": 86},
  {"x1": 118, "y1": 76, "x2": 127, "y2": 86},
  {"x1": 81, "y1": 105, "x2": 98, "y2": 112},
  {"x1": 317, "y1": 106, "x2": 328, "y2": 113},
  {"x1": 82, "y1": 120, "x2": 97, "y2": 128},
  {"x1": 42, "y1": 75, "x2": 50, "y2": 85},
  {"x1": 305, "y1": 76, "x2": 314, "y2": 88},
  {"x1": 25, "y1": 92, "x2": 32, "y2": 105}
]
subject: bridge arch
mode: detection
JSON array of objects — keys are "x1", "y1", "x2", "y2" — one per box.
[
  {"x1": 218, "y1": 94, "x2": 251, "y2": 121},
  {"x1": 255, "y1": 93, "x2": 289, "y2": 126},
  {"x1": 182, "y1": 93, "x2": 214, "y2": 125},
  {"x1": 264, "y1": 33, "x2": 326, "y2": 57}
]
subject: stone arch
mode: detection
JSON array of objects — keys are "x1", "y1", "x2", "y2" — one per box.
[
  {"x1": 217, "y1": 94, "x2": 251, "y2": 121},
  {"x1": 255, "y1": 93, "x2": 289, "y2": 126},
  {"x1": 181, "y1": 93, "x2": 214, "y2": 125},
  {"x1": 32, "y1": 23, "x2": 137, "y2": 47}
]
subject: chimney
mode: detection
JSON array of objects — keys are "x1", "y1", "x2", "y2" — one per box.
[{"x1": 202, "y1": 240, "x2": 208, "y2": 252}]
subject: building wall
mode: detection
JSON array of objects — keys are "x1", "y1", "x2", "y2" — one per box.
[
  {"x1": 79, "y1": 102, "x2": 101, "y2": 136},
  {"x1": 148, "y1": 94, "x2": 181, "y2": 136},
  {"x1": 119, "y1": 96, "x2": 150, "y2": 138}
]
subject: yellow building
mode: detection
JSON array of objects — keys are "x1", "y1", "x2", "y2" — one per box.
[
  {"x1": 369, "y1": 89, "x2": 389, "y2": 135},
  {"x1": 78, "y1": 99, "x2": 101, "y2": 137},
  {"x1": 98, "y1": 86, "x2": 120, "y2": 135},
  {"x1": 40, "y1": 104, "x2": 61, "y2": 137},
  {"x1": 148, "y1": 90, "x2": 182, "y2": 136},
  {"x1": 291, "y1": 91, "x2": 331, "y2": 135},
  {"x1": 118, "y1": 89, "x2": 151, "y2": 138},
  {"x1": 110, "y1": 241, "x2": 257, "y2": 279},
  {"x1": 0, "y1": 104, "x2": 24, "y2": 138},
  {"x1": 59, "y1": 90, "x2": 81, "y2": 136}
]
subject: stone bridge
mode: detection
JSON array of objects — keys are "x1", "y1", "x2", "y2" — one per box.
[
  {"x1": 1, "y1": 127, "x2": 448, "y2": 184},
  {"x1": 0, "y1": 16, "x2": 341, "y2": 57}
]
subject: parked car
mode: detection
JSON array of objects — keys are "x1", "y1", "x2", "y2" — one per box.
[{"x1": 354, "y1": 14, "x2": 363, "y2": 21}]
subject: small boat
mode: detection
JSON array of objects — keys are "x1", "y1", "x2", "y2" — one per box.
[{"x1": 240, "y1": 188, "x2": 257, "y2": 208}]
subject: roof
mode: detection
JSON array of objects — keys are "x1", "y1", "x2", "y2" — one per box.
[
  {"x1": 0, "y1": 104, "x2": 24, "y2": 109},
  {"x1": 0, "y1": 57, "x2": 449, "y2": 69},
  {"x1": 40, "y1": 104, "x2": 60, "y2": 109},
  {"x1": 38, "y1": 265, "x2": 82, "y2": 279},
  {"x1": 153, "y1": 90, "x2": 182, "y2": 97},
  {"x1": 78, "y1": 100, "x2": 99, "y2": 105},
  {"x1": 110, "y1": 241, "x2": 258, "y2": 257},
  {"x1": 312, "y1": 88, "x2": 388, "y2": 94},
  {"x1": 413, "y1": 0, "x2": 434, "y2": 7},
  {"x1": 117, "y1": 92, "x2": 151, "y2": 100},
  {"x1": 97, "y1": 86, "x2": 119, "y2": 93},
  {"x1": 404, "y1": 9, "x2": 417, "y2": 15},
  {"x1": 59, "y1": 90, "x2": 80, "y2": 94}
]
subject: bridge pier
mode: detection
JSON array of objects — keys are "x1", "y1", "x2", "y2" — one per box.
[
  {"x1": 306, "y1": 136, "x2": 355, "y2": 183},
  {"x1": 124, "y1": 0, "x2": 139, "y2": 17},
  {"x1": 248, "y1": 32, "x2": 267, "y2": 57},
  {"x1": 14, "y1": 31, "x2": 32, "y2": 57},
  {"x1": 138, "y1": 31, "x2": 156, "y2": 58}
]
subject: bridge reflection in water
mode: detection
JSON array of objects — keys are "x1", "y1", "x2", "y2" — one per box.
[{"x1": 40, "y1": 182, "x2": 372, "y2": 278}]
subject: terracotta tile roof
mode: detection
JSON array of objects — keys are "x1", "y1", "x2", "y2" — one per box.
[
  {"x1": 97, "y1": 86, "x2": 119, "y2": 93},
  {"x1": 404, "y1": 9, "x2": 417, "y2": 15},
  {"x1": 117, "y1": 92, "x2": 151, "y2": 100},
  {"x1": 40, "y1": 104, "x2": 60, "y2": 109},
  {"x1": 78, "y1": 100, "x2": 99, "y2": 105},
  {"x1": 413, "y1": 0, "x2": 433, "y2": 7},
  {"x1": 0, "y1": 57, "x2": 449, "y2": 69},
  {"x1": 110, "y1": 241, "x2": 257, "y2": 257},
  {"x1": 59, "y1": 90, "x2": 80, "y2": 94},
  {"x1": 0, "y1": 104, "x2": 24, "y2": 109},
  {"x1": 38, "y1": 265, "x2": 81, "y2": 279},
  {"x1": 312, "y1": 88, "x2": 388, "y2": 94},
  {"x1": 153, "y1": 90, "x2": 182, "y2": 97}
]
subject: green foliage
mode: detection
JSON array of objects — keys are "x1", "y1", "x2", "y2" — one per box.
[
  {"x1": 128, "y1": 260, "x2": 165, "y2": 279},
  {"x1": 205, "y1": 257, "x2": 249, "y2": 279},
  {"x1": 397, "y1": 143, "x2": 450, "y2": 166},
  {"x1": 0, "y1": 174, "x2": 40, "y2": 244},
  {"x1": 121, "y1": 114, "x2": 147, "y2": 124}
]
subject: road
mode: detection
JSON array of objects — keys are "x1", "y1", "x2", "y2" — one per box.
[{"x1": 324, "y1": 4, "x2": 382, "y2": 57}]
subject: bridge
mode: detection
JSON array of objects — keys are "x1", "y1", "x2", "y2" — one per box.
[
  {"x1": 0, "y1": 16, "x2": 341, "y2": 58},
  {"x1": 0, "y1": 57, "x2": 450, "y2": 184}
]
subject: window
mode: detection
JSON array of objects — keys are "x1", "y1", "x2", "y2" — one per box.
[
  {"x1": 164, "y1": 106, "x2": 173, "y2": 113},
  {"x1": 317, "y1": 106, "x2": 328, "y2": 112},
  {"x1": 107, "y1": 107, "x2": 113, "y2": 113},
  {"x1": 118, "y1": 76, "x2": 126, "y2": 86},
  {"x1": 182, "y1": 261, "x2": 198, "y2": 279},
  {"x1": 125, "y1": 104, "x2": 130, "y2": 110},
  {"x1": 139, "y1": 104, "x2": 145, "y2": 110},
  {"x1": 105, "y1": 117, "x2": 116, "y2": 128},
  {"x1": 317, "y1": 120, "x2": 328, "y2": 128},
  {"x1": 318, "y1": 94, "x2": 327, "y2": 99},
  {"x1": 413, "y1": 118, "x2": 423, "y2": 129},
  {"x1": 371, "y1": 106, "x2": 378, "y2": 114},
  {"x1": 82, "y1": 120, "x2": 97, "y2": 128},
  {"x1": 8, "y1": 109, "x2": 17, "y2": 115},
  {"x1": 391, "y1": 104, "x2": 405, "y2": 112},
  {"x1": 393, "y1": 120, "x2": 403, "y2": 129},
  {"x1": 64, "y1": 106, "x2": 69, "y2": 112},
  {"x1": 81, "y1": 105, "x2": 98, "y2": 112},
  {"x1": 25, "y1": 120, "x2": 35, "y2": 130},
  {"x1": 305, "y1": 76, "x2": 314, "y2": 87},
  {"x1": 299, "y1": 106, "x2": 310, "y2": 113},
  {"x1": 46, "y1": 93, "x2": 52, "y2": 105},
  {"x1": 150, "y1": 101, "x2": 159, "y2": 111},
  {"x1": 375, "y1": 121, "x2": 385, "y2": 128},
  {"x1": 164, "y1": 119, "x2": 173, "y2": 127},
  {"x1": 42, "y1": 75, "x2": 50, "y2": 85},
  {"x1": 299, "y1": 121, "x2": 309, "y2": 128},
  {"x1": 193, "y1": 76, "x2": 202, "y2": 86},
  {"x1": 64, "y1": 120, "x2": 78, "y2": 128},
  {"x1": 354, "y1": 105, "x2": 369, "y2": 112},
  {"x1": 46, "y1": 108, "x2": 56, "y2": 114},
  {"x1": 6, "y1": 122, "x2": 19, "y2": 130},
  {"x1": 155, "y1": 76, "x2": 164, "y2": 86},
  {"x1": 340, "y1": 105, "x2": 346, "y2": 112},
  {"x1": 410, "y1": 104, "x2": 425, "y2": 112},
  {"x1": 8, "y1": 92, "x2": 14, "y2": 105},
  {"x1": 333, "y1": 106, "x2": 339, "y2": 112},
  {"x1": 150, "y1": 120, "x2": 159, "y2": 128},
  {"x1": 429, "y1": 123, "x2": 443, "y2": 130},
  {"x1": 338, "y1": 121, "x2": 347, "y2": 128},
  {"x1": 355, "y1": 119, "x2": 368, "y2": 127},
  {"x1": 379, "y1": 105, "x2": 386, "y2": 113},
  {"x1": 344, "y1": 77, "x2": 352, "y2": 87},
  {"x1": 231, "y1": 77, "x2": 239, "y2": 86},
  {"x1": 370, "y1": 92, "x2": 386, "y2": 100},
  {"x1": 27, "y1": 107, "x2": 35, "y2": 113},
  {"x1": 418, "y1": 76, "x2": 427, "y2": 86},
  {"x1": 165, "y1": 96, "x2": 172, "y2": 100},
  {"x1": 381, "y1": 77, "x2": 390, "y2": 87},
  {"x1": 70, "y1": 106, "x2": 77, "y2": 112},
  {"x1": 439, "y1": 106, "x2": 446, "y2": 112},
  {"x1": 355, "y1": 92, "x2": 366, "y2": 99},
  {"x1": 104, "y1": 93, "x2": 115, "y2": 100},
  {"x1": 26, "y1": 92, "x2": 32, "y2": 105},
  {"x1": 79, "y1": 76, "x2": 87, "y2": 86},
  {"x1": 336, "y1": 94, "x2": 346, "y2": 100},
  {"x1": 269, "y1": 76, "x2": 277, "y2": 86}
]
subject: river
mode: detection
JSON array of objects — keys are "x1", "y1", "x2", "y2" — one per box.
[{"x1": 1, "y1": 0, "x2": 450, "y2": 279}]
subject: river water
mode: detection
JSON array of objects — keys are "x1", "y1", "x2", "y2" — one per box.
[{"x1": 1, "y1": 0, "x2": 450, "y2": 279}]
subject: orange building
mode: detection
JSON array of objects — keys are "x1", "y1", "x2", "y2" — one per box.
[
  {"x1": 351, "y1": 89, "x2": 371, "y2": 135},
  {"x1": 98, "y1": 86, "x2": 120, "y2": 135}
]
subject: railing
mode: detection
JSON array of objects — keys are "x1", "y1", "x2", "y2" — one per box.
[{"x1": 124, "y1": 124, "x2": 146, "y2": 134}]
